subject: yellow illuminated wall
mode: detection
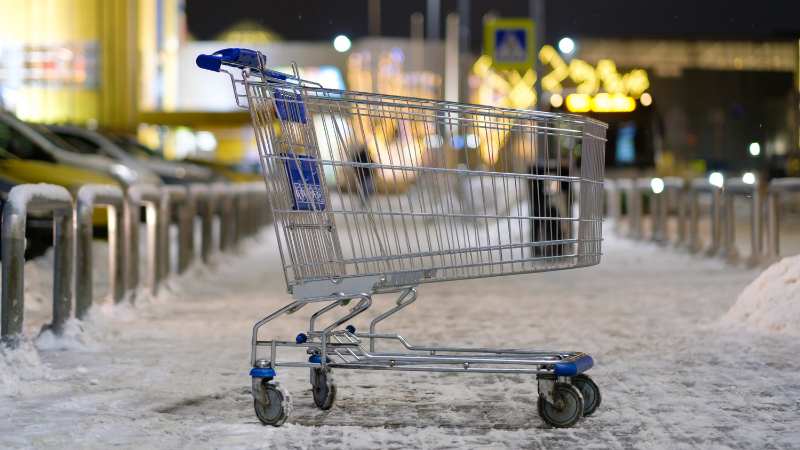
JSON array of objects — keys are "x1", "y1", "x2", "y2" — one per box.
[
  {"x1": 138, "y1": 0, "x2": 181, "y2": 111},
  {"x1": 0, "y1": 0, "x2": 150, "y2": 131},
  {"x1": 0, "y1": 0, "x2": 101, "y2": 123}
]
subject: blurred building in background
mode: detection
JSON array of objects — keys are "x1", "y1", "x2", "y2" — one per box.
[{"x1": 0, "y1": 0, "x2": 799, "y2": 180}]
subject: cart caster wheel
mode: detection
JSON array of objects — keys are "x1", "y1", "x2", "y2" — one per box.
[
  {"x1": 571, "y1": 374, "x2": 601, "y2": 416},
  {"x1": 538, "y1": 383, "x2": 584, "y2": 428},
  {"x1": 311, "y1": 368, "x2": 336, "y2": 410},
  {"x1": 254, "y1": 380, "x2": 289, "y2": 426}
]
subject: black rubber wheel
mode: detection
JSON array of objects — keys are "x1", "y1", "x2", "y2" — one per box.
[
  {"x1": 538, "y1": 383, "x2": 584, "y2": 428},
  {"x1": 254, "y1": 381, "x2": 289, "y2": 426},
  {"x1": 571, "y1": 374, "x2": 601, "y2": 416},
  {"x1": 311, "y1": 368, "x2": 336, "y2": 410}
]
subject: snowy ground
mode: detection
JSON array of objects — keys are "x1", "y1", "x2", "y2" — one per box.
[{"x1": 2, "y1": 226, "x2": 800, "y2": 449}]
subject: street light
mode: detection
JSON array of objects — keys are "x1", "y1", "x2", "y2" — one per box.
[
  {"x1": 550, "y1": 93, "x2": 563, "y2": 108},
  {"x1": 748, "y1": 142, "x2": 761, "y2": 157},
  {"x1": 558, "y1": 37, "x2": 575, "y2": 55},
  {"x1": 709, "y1": 171, "x2": 724, "y2": 188},
  {"x1": 333, "y1": 35, "x2": 352, "y2": 53},
  {"x1": 650, "y1": 177, "x2": 665, "y2": 194},
  {"x1": 742, "y1": 172, "x2": 756, "y2": 185}
]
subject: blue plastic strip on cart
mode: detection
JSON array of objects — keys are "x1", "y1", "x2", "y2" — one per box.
[
  {"x1": 283, "y1": 153, "x2": 325, "y2": 211},
  {"x1": 250, "y1": 367, "x2": 276, "y2": 378},
  {"x1": 273, "y1": 89, "x2": 307, "y2": 124},
  {"x1": 553, "y1": 354, "x2": 594, "y2": 376}
]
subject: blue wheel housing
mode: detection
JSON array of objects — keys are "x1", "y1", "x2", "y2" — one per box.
[
  {"x1": 553, "y1": 354, "x2": 594, "y2": 377},
  {"x1": 250, "y1": 367, "x2": 276, "y2": 379}
]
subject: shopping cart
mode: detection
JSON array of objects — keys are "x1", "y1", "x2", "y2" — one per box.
[{"x1": 197, "y1": 48, "x2": 607, "y2": 428}]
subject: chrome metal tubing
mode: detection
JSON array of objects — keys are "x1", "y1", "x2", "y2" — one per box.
[
  {"x1": 368, "y1": 287, "x2": 417, "y2": 352},
  {"x1": 722, "y1": 178, "x2": 763, "y2": 266},
  {"x1": 688, "y1": 178, "x2": 722, "y2": 255},
  {"x1": 766, "y1": 178, "x2": 800, "y2": 262},
  {"x1": 663, "y1": 177, "x2": 688, "y2": 247},
  {"x1": 187, "y1": 184, "x2": 215, "y2": 264},
  {"x1": 212, "y1": 184, "x2": 236, "y2": 251},
  {"x1": 126, "y1": 185, "x2": 164, "y2": 297},
  {"x1": 75, "y1": 185, "x2": 126, "y2": 318},
  {"x1": 158, "y1": 185, "x2": 188, "y2": 279},
  {"x1": 250, "y1": 300, "x2": 306, "y2": 366},
  {"x1": 1, "y1": 185, "x2": 74, "y2": 346}
]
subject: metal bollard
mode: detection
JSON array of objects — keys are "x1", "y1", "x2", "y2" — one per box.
[
  {"x1": 631, "y1": 180, "x2": 644, "y2": 240},
  {"x1": 188, "y1": 184, "x2": 214, "y2": 264},
  {"x1": 75, "y1": 185, "x2": 126, "y2": 319},
  {"x1": 721, "y1": 178, "x2": 764, "y2": 266},
  {"x1": 126, "y1": 185, "x2": 165, "y2": 297},
  {"x1": 663, "y1": 177, "x2": 688, "y2": 248},
  {"x1": 243, "y1": 183, "x2": 269, "y2": 237},
  {"x1": 767, "y1": 187, "x2": 779, "y2": 262},
  {"x1": 254, "y1": 184, "x2": 271, "y2": 227},
  {"x1": 687, "y1": 178, "x2": 722, "y2": 255},
  {"x1": 614, "y1": 179, "x2": 637, "y2": 239},
  {"x1": 766, "y1": 178, "x2": 800, "y2": 262},
  {"x1": 719, "y1": 189, "x2": 739, "y2": 264},
  {"x1": 158, "y1": 185, "x2": 188, "y2": 280},
  {"x1": 1, "y1": 184, "x2": 73, "y2": 345},
  {"x1": 177, "y1": 188, "x2": 196, "y2": 274},
  {"x1": 234, "y1": 184, "x2": 251, "y2": 244},
  {"x1": 604, "y1": 180, "x2": 622, "y2": 231},
  {"x1": 634, "y1": 178, "x2": 667, "y2": 243},
  {"x1": 648, "y1": 177, "x2": 686, "y2": 246},
  {"x1": 212, "y1": 184, "x2": 237, "y2": 251}
]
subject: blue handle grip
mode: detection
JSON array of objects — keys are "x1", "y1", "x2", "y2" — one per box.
[{"x1": 196, "y1": 48, "x2": 288, "y2": 80}]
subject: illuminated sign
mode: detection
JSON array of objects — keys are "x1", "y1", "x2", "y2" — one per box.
[
  {"x1": 566, "y1": 93, "x2": 636, "y2": 113},
  {"x1": 484, "y1": 18, "x2": 535, "y2": 71},
  {"x1": 539, "y1": 45, "x2": 649, "y2": 98},
  {"x1": 469, "y1": 44, "x2": 650, "y2": 114},
  {"x1": 539, "y1": 44, "x2": 648, "y2": 113},
  {"x1": 470, "y1": 55, "x2": 537, "y2": 109}
]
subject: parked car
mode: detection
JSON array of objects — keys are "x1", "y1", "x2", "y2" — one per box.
[
  {"x1": 107, "y1": 131, "x2": 260, "y2": 183},
  {"x1": 0, "y1": 147, "x2": 119, "y2": 259},
  {"x1": 0, "y1": 110, "x2": 160, "y2": 187},
  {"x1": 50, "y1": 126, "x2": 217, "y2": 184},
  {"x1": 185, "y1": 158, "x2": 263, "y2": 183}
]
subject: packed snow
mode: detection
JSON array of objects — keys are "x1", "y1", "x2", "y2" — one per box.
[
  {"x1": 1, "y1": 226, "x2": 799, "y2": 449},
  {"x1": 723, "y1": 254, "x2": 800, "y2": 336}
]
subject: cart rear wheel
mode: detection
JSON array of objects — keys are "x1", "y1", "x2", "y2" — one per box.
[
  {"x1": 254, "y1": 381, "x2": 289, "y2": 426},
  {"x1": 311, "y1": 368, "x2": 336, "y2": 410},
  {"x1": 538, "y1": 383, "x2": 584, "y2": 428},
  {"x1": 571, "y1": 374, "x2": 601, "y2": 416}
]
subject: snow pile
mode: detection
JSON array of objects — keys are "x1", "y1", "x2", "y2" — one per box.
[
  {"x1": 35, "y1": 319, "x2": 100, "y2": 352},
  {"x1": 0, "y1": 340, "x2": 45, "y2": 396},
  {"x1": 723, "y1": 254, "x2": 800, "y2": 336}
]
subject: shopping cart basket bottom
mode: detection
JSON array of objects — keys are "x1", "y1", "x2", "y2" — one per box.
[{"x1": 249, "y1": 287, "x2": 601, "y2": 428}]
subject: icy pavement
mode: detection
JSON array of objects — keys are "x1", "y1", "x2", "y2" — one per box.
[{"x1": 2, "y1": 229, "x2": 799, "y2": 449}]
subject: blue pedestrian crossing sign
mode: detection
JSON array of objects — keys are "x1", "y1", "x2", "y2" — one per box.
[{"x1": 484, "y1": 18, "x2": 535, "y2": 71}]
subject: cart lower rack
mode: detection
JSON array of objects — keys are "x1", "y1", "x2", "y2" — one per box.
[{"x1": 197, "y1": 47, "x2": 607, "y2": 428}]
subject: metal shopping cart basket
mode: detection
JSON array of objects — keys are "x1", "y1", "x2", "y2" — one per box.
[{"x1": 197, "y1": 48, "x2": 607, "y2": 428}]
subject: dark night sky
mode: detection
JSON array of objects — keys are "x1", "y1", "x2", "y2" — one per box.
[{"x1": 186, "y1": 0, "x2": 800, "y2": 51}]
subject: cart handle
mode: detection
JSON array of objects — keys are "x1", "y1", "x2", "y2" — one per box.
[{"x1": 196, "y1": 48, "x2": 288, "y2": 80}]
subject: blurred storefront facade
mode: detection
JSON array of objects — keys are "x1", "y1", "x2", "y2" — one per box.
[{"x1": 1, "y1": 2, "x2": 798, "y2": 177}]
